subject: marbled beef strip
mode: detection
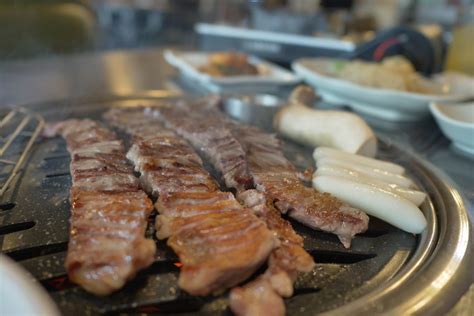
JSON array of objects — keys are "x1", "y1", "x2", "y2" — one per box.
[
  {"x1": 153, "y1": 103, "x2": 368, "y2": 248},
  {"x1": 104, "y1": 109, "x2": 278, "y2": 296},
  {"x1": 48, "y1": 119, "x2": 155, "y2": 296}
]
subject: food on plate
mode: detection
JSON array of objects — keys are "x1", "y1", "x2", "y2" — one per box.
[
  {"x1": 45, "y1": 119, "x2": 156, "y2": 296},
  {"x1": 334, "y1": 56, "x2": 444, "y2": 94},
  {"x1": 198, "y1": 51, "x2": 260, "y2": 77},
  {"x1": 274, "y1": 86, "x2": 377, "y2": 157},
  {"x1": 104, "y1": 108, "x2": 278, "y2": 296},
  {"x1": 153, "y1": 101, "x2": 369, "y2": 248},
  {"x1": 313, "y1": 147, "x2": 427, "y2": 234}
]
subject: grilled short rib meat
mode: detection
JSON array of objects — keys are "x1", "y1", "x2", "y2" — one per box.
[
  {"x1": 231, "y1": 124, "x2": 369, "y2": 248},
  {"x1": 48, "y1": 119, "x2": 156, "y2": 296},
  {"x1": 105, "y1": 108, "x2": 278, "y2": 296},
  {"x1": 146, "y1": 104, "x2": 318, "y2": 315},
  {"x1": 153, "y1": 102, "x2": 369, "y2": 248},
  {"x1": 152, "y1": 102, "x2": 253, "y2": 192},
  {"x1": 229, "y1": 190, "x2": 315, "y2": 316}
]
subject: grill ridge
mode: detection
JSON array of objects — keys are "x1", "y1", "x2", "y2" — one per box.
[
  {"x1": 0, "y1": 221, "x2": 36, "y2": 235},
  {"x1": 5, "y1": 242, "x2": 68, "y2": 261}
]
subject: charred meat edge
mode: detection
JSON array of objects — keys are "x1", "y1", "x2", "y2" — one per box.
[
  {"x1": 45, "y1": 119, "x2": 156, "y2": 296},
  {"x1": 104, "y1": 108, "x2": 278, "y2": 296}
]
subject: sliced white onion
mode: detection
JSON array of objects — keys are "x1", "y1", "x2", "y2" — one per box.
[
  {"x1": 316, "y1": 157, "x2": 414, "y2": 188},
  {"x1": 313, "y1": 176, "x2": 427, "y2": 234},
  {"x1": 313, "y1": 147, "x2": 405, "y2": 175},
  {"x1": 314, "y1": 165, "x2": 426, "y2": 206}
]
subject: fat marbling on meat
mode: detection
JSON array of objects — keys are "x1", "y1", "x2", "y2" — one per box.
[
  {"x1": 47, "y1": 119, "x2": 156, "y2": 296},
  {"x1": 104, "y1": 108, "x2": 278, "y2": 296},
  {"x1": 153, "y1": 102, "x2": 369, "y2": 248}
]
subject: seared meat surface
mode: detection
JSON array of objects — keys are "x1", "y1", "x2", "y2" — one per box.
[
  {"x1": 153, "y1": 102, "x2": 369, "y2": 247},
  {"x1": 155, "y1": 104, "x2": 253, "y2": 191},
  {"x1": 230, "y1": 277, "x2": 285, "y2": 316},
  {"x1": 47, "y1": 119, "x2": 155, "y2": 296},
  {"x1": 105, "y1": 108, "x2": 278, "y2": 296},
  {"x1": 229, "y1": 190, "x2": 315, "y2": 316},
  {"x1": 230, "y1": 125, "x2": 369, "y2": 248}
]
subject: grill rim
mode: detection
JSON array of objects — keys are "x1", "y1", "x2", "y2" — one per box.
[
  {"x1": 3, "y1": 92, "x2": 473, "y2": 315},
  {"x1": 325, "y1": 144, "x2": 473, "y2": 315}
]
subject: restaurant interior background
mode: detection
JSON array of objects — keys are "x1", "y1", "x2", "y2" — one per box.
[{"x1": 0, "y1": 0, "x2": 472, "y2": 71}]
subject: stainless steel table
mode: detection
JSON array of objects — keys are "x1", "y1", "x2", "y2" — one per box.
[{"x1": 0, "y1": 48, "x2": 472, "y2": 313}]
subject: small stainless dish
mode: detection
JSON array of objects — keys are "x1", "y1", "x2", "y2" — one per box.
[{"x1": 222, "y1": 94, "x2": 286, "y2": 131}]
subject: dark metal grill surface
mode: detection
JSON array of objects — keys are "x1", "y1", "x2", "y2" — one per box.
[{"x1": 0, "y1": 95, "x2": 471, "y2": 316}]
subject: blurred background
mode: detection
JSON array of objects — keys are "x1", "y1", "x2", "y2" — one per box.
[{"x1": 0, "y1": 0, "x2": 472, "y2": 74}]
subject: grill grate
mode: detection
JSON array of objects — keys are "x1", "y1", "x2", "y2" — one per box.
[
  {"x1": 0, "y1": 109, "x2": 44, "y2": 197},
  {"x1": 2, "y1": 96, "x2": 467, "y2": 316}
]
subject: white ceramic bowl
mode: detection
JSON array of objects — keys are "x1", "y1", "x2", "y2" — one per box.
[
  {"x1": 0, "y1": 254, "x2": 60, "y2": 315},
  {"x1": 429, "y1": 102, "x2": 474, "y2": 155},
  {"x1": 292, "y1": 58, "x2": 473, "y2": 121}
]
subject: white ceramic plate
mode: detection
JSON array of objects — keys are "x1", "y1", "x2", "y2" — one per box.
[
  {"x1": 165, "y1": 50, "x2": 300, "y2": 93},
  {"x1": 0, "y1": 254, "x2": 60, "y2": 316},
  {"x1": 430, "y1": 102, "x2": 474, "y2": 156},
  {"x1": 292, "y1": 58, "x2": 473, "y2": 122}
]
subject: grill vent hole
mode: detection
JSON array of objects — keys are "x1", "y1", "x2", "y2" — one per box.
[
  {"x1": 43, "y1": 154, "x2": 70, "y2": 161},
  {"x1": 41, "y1": 275, "x2": 76, "y2": 292},
  {"x1": 145, "y1": 260, "x2": 180, "y2": 274},
  {"x1": 310, "y1": 250, "x2": 376, "y2": 264},
  {"x1": 293, "y1": 287, "x2": 321, "y2": 296},
  {"x1": 0, "y1": 221, "x2": 35, "y2": 235},
  {"x1": 358, "y1": 229, "x2": 390, "y2": 238},
  {"x1": 0, "y1": 202, "x2": 16, "y2": 211},
  {"x1": 106, "y1": 299, "x2": 204, "y2": 315},
  {"x1": 5, "y1": 241, "x2": 68, "y2": 261},
  {"x1": 45, "y1": 172, "x2": 70, "y2": 178}
]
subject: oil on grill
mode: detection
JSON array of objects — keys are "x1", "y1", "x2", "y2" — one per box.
[{"x1": 0, "y1": 104, "x2": 418, "y2": 315}]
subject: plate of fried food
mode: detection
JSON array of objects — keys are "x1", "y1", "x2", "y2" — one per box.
[
  {"x1": 165, "y1": 50, "x2": 300, "y2": 93},
  {"x1": 292, "y1": 56, "x2": 474, "y2": 121}
]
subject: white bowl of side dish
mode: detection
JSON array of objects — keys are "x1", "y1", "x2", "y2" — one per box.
[
  {"x1": 429, "y1": 102, "x2": 474, "y2": 156},
  {"x1": 165, "y1": 50, "x2": 300, "y2": 93},
  {"x1": 292, "y1": 58, "x2": 473, "y2": 121},
  {"x1": 0, "y1": 255, "x2": 60, "y2": 316}
]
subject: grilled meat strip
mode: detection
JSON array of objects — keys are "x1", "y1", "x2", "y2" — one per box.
[
  {"x1": 48, "y1": 119, "x2": 156, "y2": 296},
  {"x1": 104, "y1": 108, "x2": 278, "y2": 296},
  {"x1": 146, "y1": 104, "x2": 317, "y2": 314},
  {"x1": 151, "y1": 98, "x2": 253, "y2": 191},
  {"x1": 153, "y1": 102, "x2": 369, "y2": 248},
  {"x1": 230, "y1": 124, "x2": 369, "y2": 248},
  {"x1": 229, "y1": 190, "x2": 315, "y2": 316}
]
